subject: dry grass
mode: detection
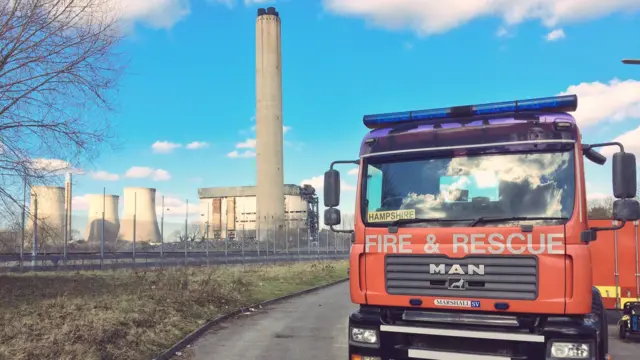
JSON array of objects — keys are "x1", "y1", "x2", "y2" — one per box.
[{"x1": 0, "y1": 260, "x2": 348, "y2": 360}]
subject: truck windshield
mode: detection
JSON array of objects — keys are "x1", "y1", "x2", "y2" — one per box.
[{"x1": 363, "y1": 150, "x2": 575, "y2": 227}]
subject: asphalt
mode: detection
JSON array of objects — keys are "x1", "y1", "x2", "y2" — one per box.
[{"x1": 185, "y1": 282, "x2": 638, "y2": 360}]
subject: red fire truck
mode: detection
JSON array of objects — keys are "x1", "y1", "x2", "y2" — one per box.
[{"x1": 323, "y1": 94, "x2": 640, "y2": 359}]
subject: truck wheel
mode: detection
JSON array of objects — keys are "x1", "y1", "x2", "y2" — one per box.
[
  {"x1": 618, "y1": 321, "x2": 626, "y2": 340},
  {"x1": 591, "y1": 287, "x2": 608, "y2": 359}
]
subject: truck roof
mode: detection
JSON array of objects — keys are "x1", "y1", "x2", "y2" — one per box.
[
  {"x1": 358, "y1": 95, "x2": 581, "y2": 157},
  {"x1": 359, "y1": 112, "x2": 579, "y2": 157}
]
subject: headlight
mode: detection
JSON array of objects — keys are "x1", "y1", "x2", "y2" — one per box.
[
  {"x1": 350, "y1": 327, "x2": 378, "y2": 344},
  {"x1": 351, "y1": 356, "x2": 381, "y2": 360},
  {"x1": 550, "y1": 342, "x2": 590, "y2": 358}
]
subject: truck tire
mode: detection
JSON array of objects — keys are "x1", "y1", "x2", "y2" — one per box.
[
  {"x1": 592, "y1": 287, "x2": 608, "y2": 359},
  {"x1": 619, "y1": 321, "x2": 626, "y2": 340}
]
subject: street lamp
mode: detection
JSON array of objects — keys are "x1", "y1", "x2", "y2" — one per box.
[{"x1": 622, "y1": 59, "x2": 640, "y2": 65}]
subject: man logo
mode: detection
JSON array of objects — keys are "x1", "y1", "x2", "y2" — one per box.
[
  {"x1": 429, "y1": 264, "x2": 485, "y2": 275},
  {"x1": 448, "y1": 278, "x2": 466, "y2": 290}
]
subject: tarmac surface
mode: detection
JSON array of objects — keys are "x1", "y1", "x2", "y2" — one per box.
[{"x1": 185, "y1": 282, "x2": 638, "y2": 360}]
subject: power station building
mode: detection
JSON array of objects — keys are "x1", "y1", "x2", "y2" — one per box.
[{"x1": 197, "y1": 184, "x2": 319, "y2": 242}]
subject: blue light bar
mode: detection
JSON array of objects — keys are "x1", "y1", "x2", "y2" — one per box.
[{"x1": 362, "y1": 95, "x2": 578, "y2": 129}]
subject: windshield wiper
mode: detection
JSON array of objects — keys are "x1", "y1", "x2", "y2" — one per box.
[
  {"x1": 388, "y1": 218, "x2": 473, "y2": 231},
  {"x1": 468, "y1": 216, "x2": 569, "y2": 227},
  {"x1": 390, "y1": 218, "x2": 450, "y2": 227}
]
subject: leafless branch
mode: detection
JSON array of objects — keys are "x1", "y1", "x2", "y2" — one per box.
[{"x1": 0, "y1": 0, "x2": 126, "y2": 222}]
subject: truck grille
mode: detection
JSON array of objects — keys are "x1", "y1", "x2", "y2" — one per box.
[{"x1": 385, "y1": 255, "x2": 538, "y2": 300}]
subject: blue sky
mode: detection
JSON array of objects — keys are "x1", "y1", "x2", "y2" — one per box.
[{"x1": 62, "y1": 0, "x2": 640, "y2": 222}]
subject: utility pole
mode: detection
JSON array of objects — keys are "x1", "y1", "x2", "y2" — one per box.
[
  {"x1": 161, "y1": 195, "x2": 164, "y2": 260},
  {"x1": 20, "y1": 176, "x2": 26, "y2": 271},
  {"x1": 133, "y1": 192, "x2": 137, "y2": 266},
  {"x1": 100, "y1": 187, "x2": 105, "y2": 269},
  {"x1": 184, "y1": 199, "x2": 188, "y2": 266},
  {"x1": 31, "y1": 193, "x2": 38, "y2": 267}
]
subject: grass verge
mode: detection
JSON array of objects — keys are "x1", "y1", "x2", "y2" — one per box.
[{"x1": 0, "y1": 260, "x2": 348, "y2": 360}]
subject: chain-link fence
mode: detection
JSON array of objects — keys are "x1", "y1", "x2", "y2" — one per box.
[{"x1": 0, "y1": 217, "x2": 351, "y2": 273}]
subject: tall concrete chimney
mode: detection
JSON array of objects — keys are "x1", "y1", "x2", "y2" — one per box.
[{"x1": 255, "y1": 6, "x2": 284, "y2": 240}]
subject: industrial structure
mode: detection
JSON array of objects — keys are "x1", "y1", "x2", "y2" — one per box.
[
  {"x1": 85, "y1": 194, "x2": 120, "y2": 244},
  {"x1": 255, "y1": 6, "x2": 285, "y2": 240},
  {"x1": 25, "y1": 186, "x2": 65, "y2": 247},
  {"x1": 118, "y1": 187, "x2": 161, "y2": 243},
  {"x1": 197, "y1": 184, "x2": 319, "y2": 243}
]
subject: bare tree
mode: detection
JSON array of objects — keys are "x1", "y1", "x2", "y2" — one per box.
[
  {"x1": 587, "y1": 196, "x2": 614, "y2": 219},
  {"x1": 0, "y1": 0, "x2": 125, "y2": 218}
]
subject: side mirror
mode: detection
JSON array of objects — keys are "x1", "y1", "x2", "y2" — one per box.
[
  {"x1": 324, "y1": 169, "x2": 341, "y2": 207},
  {"x1": 613, "y1": 199, "x2": 640, "y2": 221},
  {"x1": 324, "y1": 207, "x2": 341, "y2": 226},
  {"x1": 584, "y1": 148, "x2": 607, "y2": 165},
  {"x1": 612, "y1": 152, "x2": 637, "y2": 199}
]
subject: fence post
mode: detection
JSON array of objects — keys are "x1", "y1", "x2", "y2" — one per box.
[
  {"x1": 184, "y1": 199, "x2": 188, "y2": 268},
  {"x1": 100, "y1": 188, "x2": 105, "y2": 270},
  {"x1": 297, "y1": 228, "x2": 300, "y2": 260},
  {"x1": 326, "y1": 230, "x2": 329, "y2": 256},
  {"x1": 133, "y1": 192, "x2": 137, "y2": 268},
  {"x1": 160, "y1": 195, "x2": 164, "y2": 267},
  {"x1": 241, "y1": 223, "x2": 245, "y2": 266}
]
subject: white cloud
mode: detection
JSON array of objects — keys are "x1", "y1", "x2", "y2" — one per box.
[
  {"x1": 495, "y1": 26, "x2": 510, "y2": 37},
  {"x1": 236, "y1": 138, "x2": 257, "y2": 149},
  {"x1": 300, "y1": 175, "x2": 356, "y2": 192},
  {"x1": 186, "y1": 141, "x2": 210, "y2": 149},
  {"x1": 347, "y1": 167, "x2": 359, "y2": 176},
  {"x1": 89, "y1": 171, "x2": 120, "y2": 181},
  {"x1": 600, "y1": 125, "x2": 640, "y2": 157},
  {"x1": 587, "y1": 192, "x2": 610, "y2": 201},
  {"x1": 244, "y1": 0, "x2": 275, "y2": 4},
  {"x1": 233, "y1": 120, "x2": 292, "y2": 156},
  {"x1": 558, "y1": 78, "x2": 640, "y2": 127},
  {"x1": 322, "y1": 0, "x2": 640, "y2": 36},
  {"x1": 155, "y1": 192, "x2": 200, "y2": 218},
  {"x1": 124, "y1": 166, "x2": 172, "y2": 181},
  {"x1": 111, "y1": 0, "x2": 191, "y2": 29},
  {"x1": 152, "y1": 141, "x2": 181, "y2": 154},
  {"x1": 227, "y1": 150, "x2": 256, "y2": 158},
  {"x1": 228, "y1": 137, "x2": 257, "y2": 158},
  {"x1": 545, "y1": 28, "x2": 565, "y2": 41},
  {"x1": 28, "y1": 158, "x2": 83, "y2": 175},
  {"x1": 72, "y1": 194, "x2": 91, "y2": 211}
]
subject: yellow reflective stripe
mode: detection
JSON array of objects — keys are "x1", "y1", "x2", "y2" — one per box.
[{"x1": 595, "y1": 286, "x2": 620, "y2": 297}]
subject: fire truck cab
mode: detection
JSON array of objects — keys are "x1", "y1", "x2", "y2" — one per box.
[{"x1": 323, "y1": 95, "x2": 640, "y2": 360}]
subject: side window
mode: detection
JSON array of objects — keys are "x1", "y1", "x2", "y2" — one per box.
[{"x1": 366, "y1": 165, "x2": 383, "y2": 212}]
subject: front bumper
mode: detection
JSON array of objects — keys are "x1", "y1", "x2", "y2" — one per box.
[{"x1": 348, "y1": 307, "x2": 600, "y2": 360}]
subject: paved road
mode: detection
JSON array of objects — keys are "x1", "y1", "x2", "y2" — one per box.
[{"x1": 185, "y1": 282, "x2": 637, "y2": 360}]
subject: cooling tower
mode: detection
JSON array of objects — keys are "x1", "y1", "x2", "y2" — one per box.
[
  {"x1": 85, "y1": 194, "x2": 120, "y2": 244},
  {"x1": 26, "y1": 186, "x2": 65, "y2": 246},
  {"x1": 118, "y1": 187, "x2": 161, "y2": 242},
  {"x1": 255, "y1": 6, "x2": 285, "y2": 240}
]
